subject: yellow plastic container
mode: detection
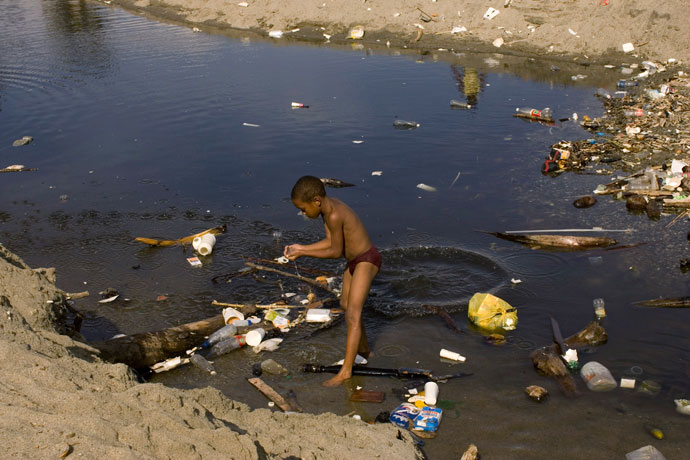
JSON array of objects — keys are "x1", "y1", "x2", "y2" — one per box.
[{"x1": 467, "y1": 293, "x2": 518, "y2": 331}]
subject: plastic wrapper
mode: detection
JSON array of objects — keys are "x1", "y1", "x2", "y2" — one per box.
[
  {"x1": 412, "y1": 406, "x2": 442, "y2": 432},
  {"x1": 468, "y1": 293, "x2": 518, "y2": 331}
]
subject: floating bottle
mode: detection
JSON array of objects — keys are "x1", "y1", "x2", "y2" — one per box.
[
  {"x1": 450, "y1": 99, "x2": 472, "y2": 109},
  {"x1": 580, "y1": 361, "x2": 617, "y2": 391},
  {"x1": 515, "y1": 107, "x2": 553, "y2": 120},
  {"x1": 393, "y1": 120, "x2": 420, "y2": 129},
  {"x1": 593, "y1": 298, "x2": 606, "y2": 319},
  {"x1": 190, "y1": 353, "x2": 217, "y2": 375}
]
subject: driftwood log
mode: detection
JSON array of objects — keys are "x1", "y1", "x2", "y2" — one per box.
[
  {"x1": 93, "y1": 304, "x2": 259, "y2": 369},
  {"x1": 530, "y1": 321, "x2": 608, "y2": 397},
  {"x1": 488, "y1": 232, "x2": 617, "y2": 250}
]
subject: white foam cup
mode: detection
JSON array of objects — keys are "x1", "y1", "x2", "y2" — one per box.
[
  {"x1": 424, "y1": 382, "x2": 439, "y2": 406},
  {"x1": 192, "y1": 236, "x2": 202, "y2": 251},
  {"x1": 440, "y1": 348, "x2": 466, "y2": 362},
  {"x1": 246, "y1": 328, "x2": 266, "y2": 347},
  {"x1": 196, "y1": 233, "x2": 216, "y2": 256},
  {"x1": 222, "y1": 307, "x2": 244, "y2": 325}
]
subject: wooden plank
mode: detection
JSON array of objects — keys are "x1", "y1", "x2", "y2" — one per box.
[
  {"x1": 350, "y1": 390, "x2": 385, "y2": 403},
  {"x1": 247, "y1": 377, "x2": 292, "y2": 412}
]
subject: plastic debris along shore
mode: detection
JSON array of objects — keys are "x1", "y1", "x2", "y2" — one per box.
[{"x1": 347, "y1": 25, "x2": 364, "y2": 40}]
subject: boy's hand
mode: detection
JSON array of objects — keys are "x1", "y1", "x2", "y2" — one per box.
[{"x1": 284, "y1": 244, "x2": 302, "y2": 260}]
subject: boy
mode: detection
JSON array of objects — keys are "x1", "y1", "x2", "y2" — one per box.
[{"x1": 284, "y1": 176, "x2": 381, "y2": 387}]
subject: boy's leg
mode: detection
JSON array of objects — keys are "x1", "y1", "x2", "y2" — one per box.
[
  {"x1": 339, "y1": 268, "x2": 369, "y2": 357},
  {"x1": 323, "y1": 262, "x2": 378, "y2": 387}
]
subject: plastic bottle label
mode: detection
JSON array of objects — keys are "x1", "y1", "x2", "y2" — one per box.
[{"x1": 530, "y1": 109, "x2": 542, "y2": 118}]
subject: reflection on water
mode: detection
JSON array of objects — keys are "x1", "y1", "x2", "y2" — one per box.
[{"x1": 1, "y1": 2, "x2": 689, "y2": 459}]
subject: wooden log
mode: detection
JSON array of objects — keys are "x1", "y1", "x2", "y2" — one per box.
[
  {"x1": 92, "y1": 304, "x2": 259, "y2": 368},
  {"x1": 635, "y1": 296, "x2": 690, "y2": 308},
  {"x1": 488, "y1": 232, "x2": 617, "y2": 250},
  {"x1": 530, "y1": 321, "x2": 607, "y2": 397},
  {"x1": 247, "y1": 377, "x2": 292, "y2": 411},
  {"x1": 245, "y1": 261, "x2": 338, "y2": 295}
]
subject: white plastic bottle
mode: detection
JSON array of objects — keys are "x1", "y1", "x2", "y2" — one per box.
[{"x1": 580, "y1": 361, "x2": 617, "y2": 391}]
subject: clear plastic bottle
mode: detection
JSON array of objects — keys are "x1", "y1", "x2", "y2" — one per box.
[
  {"x1": 260, "y1": 358, "x2": 289, "y2": 375},
  {"x1": 450, "y1": 99, "x2": 472, "y2": 109},
  {"x1": 393, "y1": 120, "x2": 420, "y2": 129},
  {"x1": 580, "y1": 361, "x2": 617, "y2": 391},
  {"x1": 515, "y1": 107, "x2": 553, "y2": 120},
  {"x1": 624, "y1": 109, "x2": 648, "y2": 117},
  {"x1": 231, "y1": 317, "x2": 260, "y2": 331},
  {"x1": 593, "y1": 298, "x2": 606, "y2": 318},
  {"x1": 625, "y1": 445, "x2": 667, "y2": 460},
  {"x1": 617, "y1": 79, "x2": 639, "y2": 89},
  {"x1": 209, "y1": 335, "x2": 246, "y2": 358},
  {"x1": 595, "y1": 88, "x2": 612, "y2": 99},
  {"x1": 202, "y1": 323, "x2": 237, "y2": 349},
  {"x1": 190, "y1": 353, "x2": 217, "y2": 375}
]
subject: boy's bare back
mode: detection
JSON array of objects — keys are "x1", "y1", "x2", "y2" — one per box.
[{"x1": 322, "y1": 197, "x2": 373, "y2": 261}]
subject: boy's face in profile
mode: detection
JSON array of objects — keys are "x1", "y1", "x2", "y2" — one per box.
[{"x1": 292, "y1": 197, "x2": 321, "y2": 219}]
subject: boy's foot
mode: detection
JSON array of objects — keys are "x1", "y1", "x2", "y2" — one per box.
[{"x1": 322, "y1": 374, "x2": 350, "y2": 387}]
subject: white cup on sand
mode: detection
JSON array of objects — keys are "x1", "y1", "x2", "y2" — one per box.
[
  {"x1": 246, "y1": 328, "x2": 266, "y2": 347},
  {"x1": 424, "y1": 382, "x2": 439, "y2": 406}
]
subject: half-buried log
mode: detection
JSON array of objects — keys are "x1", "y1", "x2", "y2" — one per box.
[
  {"x1": 530, "y1": 321, "x2": 607, "y2": 397},
  {"x1": 488, "y1": 232, "x2": 617, "y2": 250},
  {"x1": 635, "y1": 296, "x2": 690, "y2": 308}
]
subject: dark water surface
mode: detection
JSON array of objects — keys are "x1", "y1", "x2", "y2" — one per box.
[{"x1": 1, "y1": 2, "x2": 689, "y2": 458}]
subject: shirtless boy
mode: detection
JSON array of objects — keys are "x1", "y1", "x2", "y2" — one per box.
[{"x1": 284, "y1": 176, "x2": 381, "y2": 387}]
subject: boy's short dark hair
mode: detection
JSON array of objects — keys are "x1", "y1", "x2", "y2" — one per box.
[{"x1": 291, "y1": 176, "x2": 326, "y2": 202}]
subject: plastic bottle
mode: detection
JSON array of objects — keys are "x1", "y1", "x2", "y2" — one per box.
[
  {"x1": 625, "y1": 445, "x2": 667, "y2": 460},
  {"x1": 624, "y1": 109, "x2": 648, "y2": 117},
  {"x1": 190, "y1": 353, "x2": 217, "y2": 375},
  {"x1": 393, "y1": 120, "x2": 420, "y2": 129},
  {"x1": 231, "y1": 317, "x2": 260, "y2": 331},
  {"x1": 580, "y1": 361, "x2": 617, "y2": 391},
  {"x1": 593, "y1": 298, "x2": 606, "y2": 319},
  {"x1": 617, "y1": 79, "x2": 639, "y2": 89},
  {"x1": 515, "y1": 107, "x2": 553, "y2": 120},
  {"x1": 260, "y1": 358, "x2": 288, "y2": 375},
  {"x1": 201, "y1": 323, "x2": 237, "y2": 349},
  {"x1": 595, "y1": 88, "x2": 612, "y2": 99},
  {"x1": 208, "y1": 335, "x2": 246, "y2": 358},
  {"x1": 450, "y1": 99, "x2": 472, "y2": 109}
]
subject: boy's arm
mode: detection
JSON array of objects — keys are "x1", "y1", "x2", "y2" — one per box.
[{"x1": 285, "y1": 215, "x2": 344, "y2": 260}]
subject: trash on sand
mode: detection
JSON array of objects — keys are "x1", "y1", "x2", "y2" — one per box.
[
  {"x1": 333, "y1": 354, "x2": 368, "y2": 365},
  {"x1": 416, "y1": 183, "x2": 437, "y2": 192},
  {"x1": 268, "y1": 30, "x2": 283, "y2": 38},
  {"x1": 306, "y1": 308, "x2": 331, "y2": 322},
  {"x1": 237, "y1": 2, "x2": 248, "y2": 6},
  {"x1": 492, "y1": 37, "x2": 504, "y2": 48},
  {"x1": 247, "y1": 377, "x2": 292, "y2": 411},
  {"x1": 525, "y1": 385, "x2": 548, "y2": 401},
  {"x1": 350, "y1": 389, "x2": 385, "y2": 403},
  {"x1": 192, "y1": 27, "x2": 201, "y2": 33},
  {"x1": 12, "y1": 136, "x2": 33, "y2": 146},
  {"x1": 152, "y1": 356, "x2": 188, "y2": 373},
  {"x1": 347, "y1": 25, "x2": 365, "y2": 39},
  {"x1": 674, "y1": 399, "x2": 690, "y2": 415},
  {"x1": 468, "y1": 293, "x2": 517, "y2": 331},
  {"x1": 187, "y1": 256, "x2": 202, "y2": 267},
  {"x1": 253, "y1": 337, "x2": 283, "y2": 353},
  {"x1": 439, "y1": 348, "x2": 465, "y2": 362},
  {"x1": 320, "y1": 178, "x2": 354, "y2": 188},
  {"x1": 394, "y1": 119, "x2": 420, "y2": 129},
  {"x1": 451, "y1": 26, "x2": 467, "y2": 34},
  {"x1": 622, "y1": 42, "x2": 635, "y2": 53},
  {"x1": 580, "y1": 361, "x2": 617, "y2": 391},
  {"x1": 135, "y1": 225, "x2": 226, "y2": 247},
  {"x1": 483, "y1": 7, "x2": 499, "y2": 20},
  {"x1": 450, "y1": 99, "x2": 471, "y2": 109},
  {"x1": 413, "y1": 406, "x2": 442, "y2": 433},
  {"x1": 620, "y1": 378, "x2": 636, "y2": 389},
  {"x1": 190, "y1": 353, "x2": 217, "y2": 375},
  {"x1": 625, "y1": 445, "x2": 667, "y2": 460},
  {"x1": 390, "y1": 403, "x2": 420, "y2": 429},
  {"x1": 291, "y1": 101, "x2": 309, "y2": 108},
  {"x1": 261, "y1": 358, "x2": 288, "y2": 375},
  {"x1": 423, "y1": 382, "x2": 439, "y2": 405}
]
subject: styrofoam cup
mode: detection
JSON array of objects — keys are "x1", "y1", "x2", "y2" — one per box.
[
  {"x1": 196, "y1": 233, "x2": 216, "y2": 256},
  {"x1": 246, "y1": 328, "x2": 266, "y2": 347},
  {"x1": 222, "y1": 307, "x2": 244, "y2": 325},
  {"x1": 440, "y1": 348, "x2": 466, "y2": 362},
  {"x1": 424, "y1": 382, "x2": 439, "y2": 406}
]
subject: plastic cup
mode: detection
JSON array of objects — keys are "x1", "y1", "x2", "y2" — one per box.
[
  {"x1": 222, "y1": 307, "x2": 244, "y2": 325},
  {"x1": 424, "y1": 382, "x2": 439, "y2": 406},
  {"x1": 246, "y1": 328, "x2": 266, "y2": 347}
]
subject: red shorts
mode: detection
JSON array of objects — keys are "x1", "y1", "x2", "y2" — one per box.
[{"x1": 347, "y1": 245, "x2": 382, "y2": 275}]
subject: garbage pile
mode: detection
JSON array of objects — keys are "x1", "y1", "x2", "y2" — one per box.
[{"x1": 541, "y1": 61, "x2": 690, "y2": 185}]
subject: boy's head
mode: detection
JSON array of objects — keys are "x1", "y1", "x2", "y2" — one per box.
[{"x1": 291, "y1": 176, "x2": 326, "y2": 218}]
